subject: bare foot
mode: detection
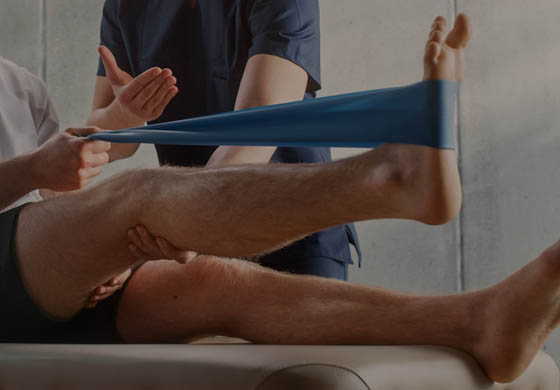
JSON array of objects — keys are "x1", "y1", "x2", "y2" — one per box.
[
  {"x1": 370, "y1": 15, "x2": 472, "y2": 225},
  {"x1": 424, "y1": 14, "x2": 471, "y2": 82},
  {"x1": 469, "y1": 240, "x2": 560, "y2": 382}
]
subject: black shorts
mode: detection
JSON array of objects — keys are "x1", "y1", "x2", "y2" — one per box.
[{"x1": 0, "y1": 205, "x2": 126, "y2": 343}]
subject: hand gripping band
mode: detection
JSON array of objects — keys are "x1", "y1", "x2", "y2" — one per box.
[{"x1": 89, "y1": 80, "x2": 457, "y2": 149}]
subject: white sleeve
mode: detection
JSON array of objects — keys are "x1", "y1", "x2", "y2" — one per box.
[
  {"x1": 36, "y1": 94, "x2": 60, "y2": 146},
  {"x1": 29, "y1": 77, "x2": 61, "y2": 146}
]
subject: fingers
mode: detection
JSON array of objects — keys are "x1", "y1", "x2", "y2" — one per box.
[
  {"x1": 66, "y1": 127, "x2": 111, "y2": 154},
  {"x1": 128, "y1": 227, "x2": 161, "y2": 260},
  {"x1": 86, "y1": 284, "x2": 121, "y2": 307},
  {"x1": 137, "y1": 225, "x2": 162, "y2": 257},
  {"x1": 87, "y1": 289, "x2": 118, "y2": 303},
  {"x1": 155, "y1": 237, "x2": 198, "y2": 264},
  {"x1": 69, "y1": 151, "x2": 107, "y2": 187},
  {"x1": 128, "y1": 241, "x2": 149, "y2": 260},
  {"x1": 66, "y1": 126, "x2": 104, "y2": 137},
  {"x1": 155, "y1": 236, "x2": 179, "y2": 260},
  {"x1": 82, "y1": 139, "x2": 112, "y2": 154},
  {"x1": 86, "y1": 151, "x2": 110, "y2": 168},
  {"x1": 445, "y1": 13, "x2": 472, "y2": 49},
  {"x1": 76, "y1": 138, "x2": 110, "y2": 171},
  {"x1": 142, "y1": 75, "x2": 177, "y2": 112},
  {"x1": 117, "y1": 67, "x2": 178, "y2": 121},
  {"x1": 99, "y1": 46, "x2": 130, "y2": 86},
  {"x1": 127, "y1": 225, "x2": 197, "y2": 264},
  {"x1": 114, "y1": 268, "x2": 132, "y2": 285},
  {"x1": 120, "y1": 67, "x2": 163, "y2": 102},
  {"x1": 135, "y1": 69, "x2": 174, "y2": 109},
  {"x1": 151, "y1": 86, "x2": 179, "y2": 118}
]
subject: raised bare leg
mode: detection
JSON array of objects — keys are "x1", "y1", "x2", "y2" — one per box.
[
  {"x1": 15, "y1": 15, "x2": 469, "y2": 320},
  {"x1": 131, "y1": 15, "x2": 471, "y2": 255}
]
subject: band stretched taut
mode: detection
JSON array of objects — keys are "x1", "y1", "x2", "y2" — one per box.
[{"x1": 90, "y1": 80, "x2": 457, "y2": 150}]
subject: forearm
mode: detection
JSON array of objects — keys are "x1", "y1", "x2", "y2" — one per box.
[
  {"x1": 206, "y1": 146, "x2": 277, "y2": 167},
  {"x1": 0, "y1": 152, "x2": 39, "y2": 211},
  {"x1": 206, "y1": 54, "x2": 307, "y2": 168},
  {"x1": 87, "y1": 100, "x2": 141, "y2": 161}
]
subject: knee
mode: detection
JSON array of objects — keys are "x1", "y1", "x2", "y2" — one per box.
[
  {"x1": 183, "y1": 256, "x2": 260, "y2": 292},
  {"x1": 180, "y1": 257, "x2": 264, "y2": 320}
]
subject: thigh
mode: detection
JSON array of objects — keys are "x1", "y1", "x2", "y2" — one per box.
[
  {"x1": 0, "y1": 206, "x2": 61, "y2": 341},
  {"x1": 14, "y1": 180, "x2": 138, "y2": 320}
]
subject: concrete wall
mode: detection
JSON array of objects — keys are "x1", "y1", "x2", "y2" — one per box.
[
  {"x1": 1, "y1": 0, "x2": 560, "y2": 363},
  {"x1": 458, "y1": 0, "x2": 560, "y2": 362}
]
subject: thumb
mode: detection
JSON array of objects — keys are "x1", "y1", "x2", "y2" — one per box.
[
  {"x1": 99, "y1": 46, "x2": 129, "y2": 86},
  {"x1": 65, "y1": 126, "x2": 103, "y2": 137}
]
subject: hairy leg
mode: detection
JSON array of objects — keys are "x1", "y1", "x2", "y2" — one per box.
[
  {"x1": 117, "y1": 257, "x2": 480, "y2": 347},
  {"x1": 133, "y1": 15, "x2": 473, "y2": 257},
  {"x1": 16, "y1": 174, "x2": 141, "y2": 319},
  {"x1": 15, "y1": 15, "x2": 469, "y2": 320},
  {"x1": 15, "y1": 141, "x2": 451, "y2": 320},
  {"x1": 119, "y1": 239, "x2": 560, "y2": 384}
]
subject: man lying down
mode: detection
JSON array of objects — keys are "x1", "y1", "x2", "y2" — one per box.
[{"x1": 0, "y1": 15, "x2": 557, "y2": 383}]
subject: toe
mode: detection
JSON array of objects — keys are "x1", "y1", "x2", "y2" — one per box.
[
  {"x1": 445, "y1": 13, "x2": 472, "y2": 49},
  {"x1": 424, "y1": 42, "x2": 441, "y2": 64},
  {"x1": 432, "y1": 16, "x2": 446, "y2": 27},
  {"x1": 431, "y1": 16, "x2": 447, "y2": 32},
  {"x1": 428, "y1": 30, "x2": 445, "y2": 44}
]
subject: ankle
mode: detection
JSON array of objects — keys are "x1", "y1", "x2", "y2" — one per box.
[
  {"x1": 385, "y1": 148, "x2": 462, "y2": 225},
  {"x1": 407, "y1": 149, "x2": 462, "y2": 225}
]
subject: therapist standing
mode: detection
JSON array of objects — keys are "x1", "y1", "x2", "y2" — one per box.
[{"x1": 87, "y1": 0, "x2": 360, "y2": 280}]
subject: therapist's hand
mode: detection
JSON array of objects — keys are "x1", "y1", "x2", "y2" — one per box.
[
  {"x1": 127, "y1": 225, "x2": 199, "y2": 265},
  {"x1": 85, "y1": 268, "x2": 132, "y2": 309},
  {"x1": 31, "y1": 127, "x2": 110, "y2": 191},
  {"x1": 99, "y1": 46, "x2": 179, "y2": 124}
]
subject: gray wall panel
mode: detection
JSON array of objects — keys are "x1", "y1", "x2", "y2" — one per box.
[
  {"x1": 458, "y1": 0, "x2": 560, "y2": 362},
  {"x1": 46, "y1": 0, "x2": 103, "y2": 128},
  {"x1": 0, "y1": 0, "x2": 42, "y2": 76}
]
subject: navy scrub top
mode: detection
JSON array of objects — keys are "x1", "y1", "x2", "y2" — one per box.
[{"x1": 97, "y1": 0, "x2": 361, "y2": 273}]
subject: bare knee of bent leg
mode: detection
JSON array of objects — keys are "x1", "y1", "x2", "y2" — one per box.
[{"x1": 116, "y1": 257, "x2": 256, "y2": 342}]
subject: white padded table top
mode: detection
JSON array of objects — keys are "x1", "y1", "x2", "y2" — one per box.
[{"x1": 0, "y1": 344, "x2": 558, "y2": 390}]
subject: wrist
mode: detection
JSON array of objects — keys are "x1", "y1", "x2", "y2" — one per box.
[
  {"x1": 108, "y1": 99, "x2": 145, "y2": 129},
  {"x1": 21, "y1": 150, "x2": 45, "y2": 191}
]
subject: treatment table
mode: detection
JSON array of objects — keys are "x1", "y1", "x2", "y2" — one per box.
[{"x1": 0, "y1": 342, "x2": 558, "y2": 389}]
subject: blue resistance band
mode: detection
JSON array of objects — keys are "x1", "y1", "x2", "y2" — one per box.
[{"x1": 89, "y1": 80, "x2": 457, "y2": 149}]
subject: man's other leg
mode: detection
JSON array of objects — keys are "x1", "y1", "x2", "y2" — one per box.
[{"x1": 118, "y1": 240, "x2": 560, "y2": 384}]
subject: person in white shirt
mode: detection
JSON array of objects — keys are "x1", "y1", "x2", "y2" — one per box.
[
  {"x1": 0, "y1": 56, "x2": 61, "y2": 212},
  {"x1": 0, "y1": 56, "x2": 139, "y2": 307},
  {"x1": 0, "y1": 15, "x2": 557, "y2": 383}
]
